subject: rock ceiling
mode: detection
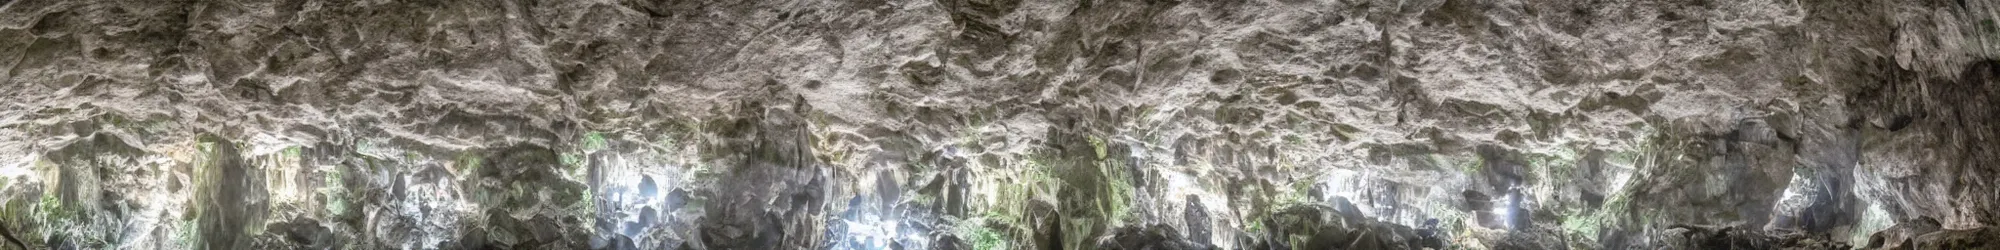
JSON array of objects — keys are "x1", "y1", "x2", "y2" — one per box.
[{"x1": 0, "y1": 0, "x2": 1995, "y2": 249}]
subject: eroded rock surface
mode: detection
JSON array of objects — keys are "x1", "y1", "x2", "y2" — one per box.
[{"x1": 0, "y1": 0, "x2": 1996, "y2": 249}]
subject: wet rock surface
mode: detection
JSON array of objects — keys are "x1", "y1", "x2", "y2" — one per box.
[
  {"x1": 1908, "y1": 227, "x2": 2000, "y2": 250},
  {"x1": 1243, "y1": 203, "x2": 1426, "y2": 250},
  {"x1": 1656, "y1": 224, "x2": 1851, "y2": 250},
  {"x1": 1865, "y1": 216, "x2": 1942, "y2": 250},
  {"x1": 0, "y1": 0, "x2": 1996, "y2": 249}
]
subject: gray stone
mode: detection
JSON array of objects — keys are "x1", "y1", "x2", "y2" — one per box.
[{"x1": 0, "y1": 0, "x2": 1994, "y2": 249}]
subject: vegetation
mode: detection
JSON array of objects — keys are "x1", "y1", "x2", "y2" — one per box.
[
  {"x1": 583, "y1": 132, "x2": 608, "y2": 152},
  {"x1": 1040, "y1": 134, "x2": 1141, "y2": 250},
  {"x1": 321, "y1": 165, "x2": 349, "y2": 217},
  {"x1": 963, "y1": 223, "x2": 1008, "y2": 250},
  {"x1": 173, "y1": 220, "x2": 196, "y2": 249}
]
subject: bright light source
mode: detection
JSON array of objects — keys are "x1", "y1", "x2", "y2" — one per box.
[
  {"x1": 0, "y1": 164, "x2": 31, "y2": 178},
  {"x1": 840, "y1": 213, "x2": 921, "y2": 250},
  {"x1": 1163, "y1": 171, "x2": 1198, "y2": 197},
  {"x1": 1773, "y1": 170, "x2": 1813, "y2": 217},
  {"x1": 0, "y1": 153, "x2": 38, "y2": 179},
  {"x1": 1495, "y1": 192, "x2": 1514, "y2": 230}
]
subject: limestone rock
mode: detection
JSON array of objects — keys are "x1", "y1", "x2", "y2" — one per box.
[{"x1": 0, "y1": 0, "x2": 1994, "y2": 249}]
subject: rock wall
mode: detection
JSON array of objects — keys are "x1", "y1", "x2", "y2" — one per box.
[{"x1": 0, "y1": 0, "x2": 1995, "y2": 249}]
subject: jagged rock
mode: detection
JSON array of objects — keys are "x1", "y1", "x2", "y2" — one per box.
[
  {"x1": 1252, "y1": 204, "x2": 1424, "y2": 250},
  {"x1": 1097, "y1": 224, "x2": 1217, "y2": 250},
  {"x1": 0, "y1": 0, "x2": 1996, "y2": 249},
  {"x1": 1658, "y1": 224, "x2": 1852, "y2": 250},
  {"x1": 257, "y1": 218, "x2": 337, "y2": 249},
  {"x1": 1029, "y1": 199, "x2": 1064, "y2": 250},
  {"x1": 1909, "y1": 227, "x2": 2000, "y2": 250},
  {"x1": 1865, "y1": 217, "x2": 1941, "y2": 250},
  {"x1": 931, "y1": 233, "x2": 968, "y2": 250},
  {"x1": 1484, "y1": 225, "x2": 1574, "y2": 250},
  {"x1": 1416, "y1": 219, "x2": 1448, "y2": 249},
  {"x1": 1184, "y1": 195, "x2": 1212, "y2": 246},
  {"x1": 193, "y1": 136, "x2": 270, "y2": 250}
]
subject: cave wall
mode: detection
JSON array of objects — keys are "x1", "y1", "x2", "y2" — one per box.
[{"x1": 0, "y1": 0, "x2": 1995, "y2": 249}]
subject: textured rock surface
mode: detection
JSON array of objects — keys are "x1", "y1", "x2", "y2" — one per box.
[{"x1": 0, "y1": 0, "x2": 1996, "y2": 249}]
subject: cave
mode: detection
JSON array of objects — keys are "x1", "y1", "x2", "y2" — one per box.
[{"x1": 0, "y1": 0, "x2": 1996, "y2": 249}]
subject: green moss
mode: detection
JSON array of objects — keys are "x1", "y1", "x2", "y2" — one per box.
[
  {"x1": 36, "y1": 191, "x2": 68, "y2": 221},
  {"x1": 1093, "y1": 156, "x2": 1136, "y2": 225},
  {"x1": 174, "y1": 220, "x2": 196, "y2": 249},
  {"x1": 321, "y1": 165, "x2": 349, "y2": 217},
  {"x1": 456, "y1": 152, "x2": 483, "y2": 173},
  {"x1": 1272, "y1": 179, "x2": 1316, "y2": 208},
  {"x1": 1558, "y1": 211, "x2": 1604, "y2": 242},
  {"x1": 560, "y1": 153, "x2": 583, "y2": 167},
  {"x1": 1556, "y1": 163, "x2": 1647, "y2": 244},
  {"x1": 325, "y1": 191, "x2": 348, "y2": 216},
  {"x1": 1089, "y1": 136, "x2": 1108, "y2": 160},
  {"x1": 1041, "y1": 142, "x2": 1138, "y2": 249},
  {"x1": 33, "y1": 188, "x2": 95, "y2": 247},
  {"x1": 966, "y1": 224, "x2": 1008, "y2": 250},
  {"x1": 1431, "y1": 154, "x2": 1482, "y2": 174},
  {"x1": 987, "y1": 160, "x2": 1058, "y2": 227},
  {"x1": 560, "y1": 153, "x2": 587, "y2": 181},
  {"x1": 583, "y1": 132, "x2": 608, "y2": 152},
  {"x1": 574, "y1": 188, "x2": 597, "y2": 231},
  {"x1": 351, "y1": 141, "x2": 372, "y2": 154},
  {"x1": 957, "y1": 126, "x2": 985, "y2": 152},
  {"x1": 0, "y1": 193, "x2": 41, "y2": 247}
]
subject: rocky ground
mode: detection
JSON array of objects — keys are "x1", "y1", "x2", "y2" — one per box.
[{"x1": 0, "y1": 0, "x2": 1996, "y2": 249}]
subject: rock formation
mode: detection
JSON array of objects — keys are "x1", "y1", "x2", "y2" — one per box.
[{"x1": 0, "y1": 0, "x2": 1995, "y2": 249}]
